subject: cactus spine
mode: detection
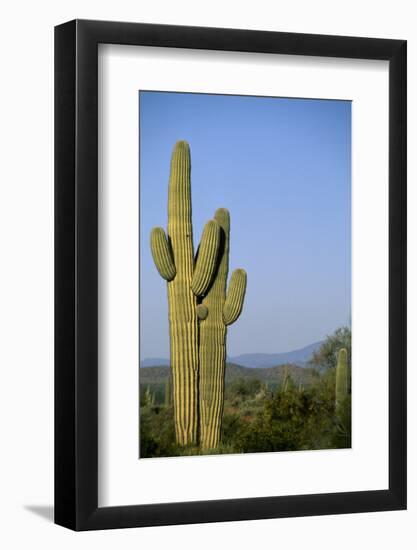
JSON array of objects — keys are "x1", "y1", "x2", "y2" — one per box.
[
  {"x1": 150, "y1": 141, "x2": 221, "y2": 446},
  {"x1": 335, "y1": 348, "x2": 348, "y2": 415},
  {"x1": 199, "y1": 208, "x2": 247, "y2": 449}
]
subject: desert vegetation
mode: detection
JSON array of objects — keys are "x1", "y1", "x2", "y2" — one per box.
[{"x1": 140, "y1": 328, "x2": 351, "y2": 458}]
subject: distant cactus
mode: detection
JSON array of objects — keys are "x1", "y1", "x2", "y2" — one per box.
[
  {"x1": 281, "y1": 367, "x2": 289, "y2": 392},
  {"x1": 143, "y1": 385, "x2": 154, "y2": 407},
  {"x1": 255, "y1": 383, "x2": 268, "y2": 400},
  {"x1": 150, "y1": 141, "x2": 221, "y2": 445},
  {"x1": 335, "y1": 348, "x2": 348, "y2": 415},
  {"x1": 164, "y1": 377, "x2": 171, "y2": 407},
  {"x1": 279, "y1": 366, "x2": 297, "y2": 393},
  {"x1": 199, "y1": 208, "x2": 247, "y2": 449}
]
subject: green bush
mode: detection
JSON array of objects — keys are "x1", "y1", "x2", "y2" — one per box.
[
  {"x1": 227, "y1": 377, "x2": 262, "y2": 399},
  {"x1": 221, "y1": 412, "x2": 244, "y2": 447},
  {"x1": 234, "y1": 372, "x2": 347, "y2": 453},
  {"x1": 309, "y1": 327, "x2": 351, "y2": 370},
  {"x1": 139, "y1": 406, "x2": 177, "y2": 458}
]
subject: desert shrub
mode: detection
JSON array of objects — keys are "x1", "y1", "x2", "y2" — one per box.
[
  {"x1": 234, "y1": 390, "x2": 310, "y2": 453},
  {"x1": 140, "y1": 383, "x2": 166, "y2": 406},
  {"x1": 309, "y1": 326, "x2": 351, "y2": 370},
  {"x1": 227, "y1": 377, "x2": 262, "y2": 399},
  {"x1": 221, "y1": 412, "x2": 245, "y2": 446},
  {"x1": 139, "y1": 406, "x2": 177, "y2": 458},
  {"x1": 234, "y1": 374, "x2": 347, "y2": 454},
  {"x1": 140, "y1": 365, "x2": 351, "y2": 457}
]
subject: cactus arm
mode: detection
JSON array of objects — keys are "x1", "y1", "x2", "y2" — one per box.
[
  {"x1": 150, "y1": 227, "x2": 176, "y2": 281},
  {"x1": 223, "y1": 268, "x2": 247, "y2": 326},
  {"x1": 199, "y1": 206, "x2": 247, "y2": 449},
  {"x1": 191, "y1": 219, "x2": 220, "y2": 296}
]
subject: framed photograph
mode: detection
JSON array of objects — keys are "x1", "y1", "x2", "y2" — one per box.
[{"x1": 55, "y1": 19, "x2": 406, "y2": 530}]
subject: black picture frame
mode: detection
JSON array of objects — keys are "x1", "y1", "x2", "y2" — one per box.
[{"x1": 55, "y1": 19, "x2": 407, "y2": 531}]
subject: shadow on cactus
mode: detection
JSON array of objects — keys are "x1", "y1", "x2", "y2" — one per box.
[{"x1": 149, "y1": 140, "x2": 247, "y2": 450}]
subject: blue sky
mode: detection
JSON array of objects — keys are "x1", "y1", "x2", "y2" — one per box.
[{"x1": 139, "y1": 91, "x2": 351, "y2": 358}]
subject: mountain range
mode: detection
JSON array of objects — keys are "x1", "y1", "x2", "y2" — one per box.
[
  {"x1": 140, "y1": 341, "x2": 322, "y2": 369},
  {"x1": 139, "y1": 362, "x2": 317, "y2": 387}
]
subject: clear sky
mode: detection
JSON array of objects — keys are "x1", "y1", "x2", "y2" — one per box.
[{"x1": 139, "y1": 91, "x2": 351, "y2": 359}]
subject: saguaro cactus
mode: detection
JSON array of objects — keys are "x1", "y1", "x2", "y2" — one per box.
[
  {"x1": 199, "y1": 208, "x2": 247, "y2": 449},
  {"x1": 281, "y1": 366, "x2": 290, "y2": 393},
  {"x1": 144, "y1": 385, "x2": 154, "y2": 407},
  {"x1": 335, "y1": 348, "x2": 348, "y2": 415},
  {"x1": 150, "y1": 141, "x2": 220, "y2": 445}
]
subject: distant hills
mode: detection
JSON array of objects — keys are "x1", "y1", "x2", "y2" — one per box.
[
  {"x1": 140, "y1": 362, "x2": 317, "y2": 388},
  {"x1": 141, "y1": 357, "x2": 170, "y2": 367},
  {"x1": 140, "y1": 341, "x2": 322, "y2": 369},
  {"x1": 229, "y1": 342, "x2": 322, "y2": 368}
]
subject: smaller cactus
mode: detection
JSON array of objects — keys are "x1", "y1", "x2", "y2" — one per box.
[
  {"x1": 281, "y1": 366, "x2": 290, "y2": 392},
  {"x1": 144, "y1": 385, "x2": 155, "y2": 407},
  {"x1": 281, "y1": 366, "x2": 296, "y2": 392},
  {"x1": 165, "y1": 377, "x2": 172, "y2": 407},
  {"x1": 198, "y1": 207, "x2": 247, "y2": 449}
]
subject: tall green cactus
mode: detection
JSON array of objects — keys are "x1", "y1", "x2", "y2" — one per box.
[
  {"x1": 335, "y1": 348, "x2": 348, "y2": 415},
  {"x1": 150, "y1": 141, "x2": 220, "y2": 446},
  {"x1": 199, "y1": 208, "x2": 247, "y2": 449}
]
